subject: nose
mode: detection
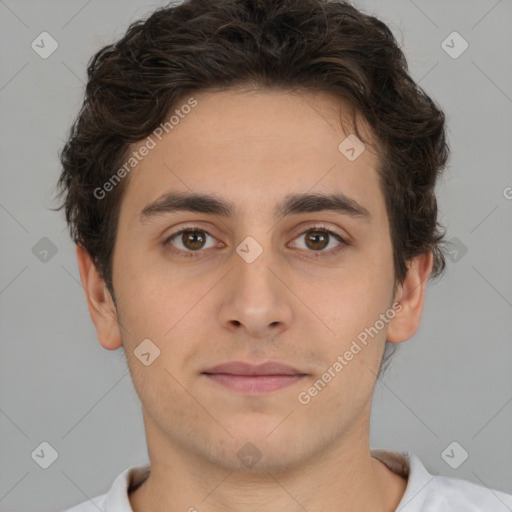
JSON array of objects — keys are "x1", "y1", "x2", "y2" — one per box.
[{"x1": 217, "y1": 243, "x2": 294, "y2": 340}]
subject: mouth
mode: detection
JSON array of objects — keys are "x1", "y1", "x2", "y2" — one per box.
[{"x1": 202, "y1": 361, "x2": 307, "y2": 394}]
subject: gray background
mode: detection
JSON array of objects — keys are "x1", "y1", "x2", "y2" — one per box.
[{"x1": 1, "y1": 0, "x2": 511, "y2": 510}]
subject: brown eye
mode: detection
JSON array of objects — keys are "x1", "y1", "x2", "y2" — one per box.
[
  {"x1": 180, "y1": 230, "x2": 207, "y2": 250},
  {"x1": 164, "y1": 228, "x2": 217, "y2": 254},
  {"x1": 304, "y1": 230, "x2": 330, "y2": 251},
  {"x1": 291, "y1": 227, "x2": 347, "y2": 255},
  {"x1": 163, "y1": 225, "x2": 348, "y2": 259}
]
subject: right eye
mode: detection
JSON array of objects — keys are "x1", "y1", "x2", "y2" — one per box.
[{"x1": 163, "y1": 228, "x2": 221, "y2": 257}]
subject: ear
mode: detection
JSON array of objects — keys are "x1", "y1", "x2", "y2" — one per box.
[
  {"x1": 386, "y1": 251, "x2": 433, "y2": 343},
  {"x1": 75, "y1": 244, "x2": 123, "y2": 350}
]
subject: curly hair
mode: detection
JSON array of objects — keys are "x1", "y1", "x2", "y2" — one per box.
[{"x1": 54, "y1": 0, "x2": 449, "y2": 369}]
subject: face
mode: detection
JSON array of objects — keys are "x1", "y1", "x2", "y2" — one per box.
[{"x1": 79, "y1": 87, "x2": 429, "y2": 472}]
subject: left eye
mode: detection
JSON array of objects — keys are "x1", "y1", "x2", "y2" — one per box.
[
  {"x1": 163, "y1": 227, "x2": 346, "y2": 256},
  {"x1": 290, "y1": 228, "x2": 345, "y2": 253}
]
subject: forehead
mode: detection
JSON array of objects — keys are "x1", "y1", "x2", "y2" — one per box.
[{"x1": 118, "y1": 88, "x2": 385, "y2": 224}]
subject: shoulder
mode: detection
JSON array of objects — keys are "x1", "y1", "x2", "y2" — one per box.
[
  {"x1": 58, "y1": 464, "x2": 149, "y2": 512},
  {"x1": 432, "y1": 473, "x2": 512, "y2": 511},
  {"x1": 372, "y1": 449, "x2": 512, "y2": 511}
]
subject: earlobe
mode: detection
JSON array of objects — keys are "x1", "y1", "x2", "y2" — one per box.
[
  {"x1": 75, "y1": 245, "x2": 123, "y2": 351},
  {"x1": 386, "y1": 251, "x2": 434, "y2": 343}
]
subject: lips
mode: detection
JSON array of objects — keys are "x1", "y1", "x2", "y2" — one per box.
[
  {"x1": 202, "y1": 361, "x2": 304, "y2": 376},
  {"x1": 202, "y1": 361, "x2": 307, "y2": 394}
]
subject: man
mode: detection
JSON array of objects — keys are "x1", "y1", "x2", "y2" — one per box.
[{"x1": 56, "y1": 0, "x2": 512, "y2": 510}]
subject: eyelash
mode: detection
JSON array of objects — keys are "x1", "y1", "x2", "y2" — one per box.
[{"x1": 162, "y1": 224, "x2": 349, "y2": 259}]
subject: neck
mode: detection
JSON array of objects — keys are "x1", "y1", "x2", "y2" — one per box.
[{"x1": 129, "y1": 412, "x2": 407, "y2": 512}]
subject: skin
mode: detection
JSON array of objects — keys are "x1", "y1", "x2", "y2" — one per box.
[{"x1": 77, "y1": 87, "x2": 432, "y2": 512}]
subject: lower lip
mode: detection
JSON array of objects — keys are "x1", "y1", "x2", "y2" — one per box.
[{"x1": 203, "y1": 373, "x2": 306, "y2": 394}]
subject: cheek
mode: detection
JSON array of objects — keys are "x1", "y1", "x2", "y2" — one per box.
[
  {"x1": 315, "y1": 244, "x2": 394, "y2": 347},
  {"x1": 113, "y1": 257, "x2": 175, "y2": 344},
  {"x1": 114, "y1": 261, "x2": 215, "y2": 375}
]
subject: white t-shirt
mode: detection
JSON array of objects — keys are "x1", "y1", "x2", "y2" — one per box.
[{"x1": 61, "y1": 449, "x2": 512, "y2": 511}]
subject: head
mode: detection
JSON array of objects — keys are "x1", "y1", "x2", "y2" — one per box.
[{"x1": 55, "y1": 0, "x2": 448, "y2": 472}]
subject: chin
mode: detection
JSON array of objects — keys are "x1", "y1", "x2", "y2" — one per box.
[{"x1": 207, "y1": 429, "x2": 309, "y2": 471}]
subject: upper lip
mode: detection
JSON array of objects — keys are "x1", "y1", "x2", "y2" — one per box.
[{"x1": 202, "y1": 361, "x2": 305, "y2": 376}]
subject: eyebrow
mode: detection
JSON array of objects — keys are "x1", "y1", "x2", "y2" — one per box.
[{"x1": 139, "y1": 191, "x2": 371, "y2": 223}]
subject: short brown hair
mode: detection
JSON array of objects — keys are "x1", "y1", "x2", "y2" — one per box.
[{"x1": 54, "y1": 0, "x2": 449, "y2": 368}]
